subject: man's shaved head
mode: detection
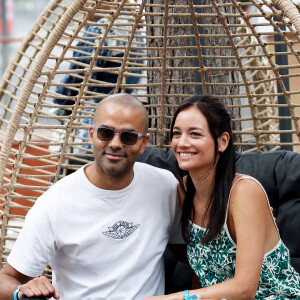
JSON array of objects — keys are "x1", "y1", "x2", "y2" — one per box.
[{"x1": 94, "y1": 93, "x2": 149, "y2": 133}]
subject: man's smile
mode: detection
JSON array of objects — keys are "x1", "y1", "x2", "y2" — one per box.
[{"x1": 105, "y1": 153, "x2": 125, "y2": 160}]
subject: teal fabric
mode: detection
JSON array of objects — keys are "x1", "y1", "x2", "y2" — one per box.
[{"x1": 188, "y1": 221, "x2": 300, "y2": 299}]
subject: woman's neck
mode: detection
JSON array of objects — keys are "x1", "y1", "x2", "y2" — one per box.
[{"x1": 190, "y1": 165, "x2": 216, "y2": 205}]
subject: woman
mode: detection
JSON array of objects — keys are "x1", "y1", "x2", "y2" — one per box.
[{"x1": 147, "y1": 95, "x2": 300, "y2": 299}]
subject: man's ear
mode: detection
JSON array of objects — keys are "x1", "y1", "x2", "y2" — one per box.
[
  {"x1": 139, "y1": 134, "x2": 150, "y2": 154},
  {"x1": 88, "y1": 126, "x2": 94, "y2": 145},
  {"x1": 218, "y1": 132, "x2": 230, "y2": 153}
]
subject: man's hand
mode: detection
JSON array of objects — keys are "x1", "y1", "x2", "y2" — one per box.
[{"x1": 18, "y1": 276, "x2": 60, "y2": 299}]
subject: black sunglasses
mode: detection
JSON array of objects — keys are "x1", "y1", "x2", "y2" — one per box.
[{"x1": 93, "y1": 126, "x2": 147, "y2": 146}]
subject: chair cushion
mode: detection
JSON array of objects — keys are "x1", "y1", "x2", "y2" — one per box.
[{"x1": 235, "y1": 150, "x2": 300, "y2": 273}]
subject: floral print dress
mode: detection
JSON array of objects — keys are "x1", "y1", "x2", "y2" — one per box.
[{"x1": 187, "y1": 176, "x2": 300, "y2": 299}]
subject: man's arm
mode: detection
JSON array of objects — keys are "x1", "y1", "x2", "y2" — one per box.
[{"x1": 0, "y1": 263, "x2": 60, "y2": 299}]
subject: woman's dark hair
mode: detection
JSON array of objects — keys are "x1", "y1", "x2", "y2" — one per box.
[{"x1": 170, "y1": 95, "x2": 236, "y2": 244}]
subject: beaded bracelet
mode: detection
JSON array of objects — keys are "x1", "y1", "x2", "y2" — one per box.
[
  {"x1": 183, "y1": 290, "x2": 201, "y2": 300},
  {"x1": 13, "y1": 285, "x2": 22, "y2": 300}
]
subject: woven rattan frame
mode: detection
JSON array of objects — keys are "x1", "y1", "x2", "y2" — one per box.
[{"x1": 1, "y1": 0, "x2": 300, "y2": 270}]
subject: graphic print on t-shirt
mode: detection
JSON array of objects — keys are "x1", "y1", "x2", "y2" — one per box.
[{"x1": 102, "y1": 220, "x2": 140, "y2": 239}]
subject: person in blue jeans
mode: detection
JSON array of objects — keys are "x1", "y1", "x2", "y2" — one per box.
[{"x1": 53, "y1": 16, "x2": 144, "y2": 116}]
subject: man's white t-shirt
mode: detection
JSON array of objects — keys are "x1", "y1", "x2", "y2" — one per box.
[{"x1": 8, "y1": 162, "x2": 182, "y2": 300}]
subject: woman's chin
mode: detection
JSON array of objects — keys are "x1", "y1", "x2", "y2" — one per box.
[{"x1": 177, "y1": 162, "x2": 191, "y2": 171}]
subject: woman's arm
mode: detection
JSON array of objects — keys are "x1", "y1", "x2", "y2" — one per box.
[
  {"x1": 200, "y1": 178, "x2": 266, "y2": 299},
  {"x1": 146, "y1": 178, "x2": 267, "y2": 300}
]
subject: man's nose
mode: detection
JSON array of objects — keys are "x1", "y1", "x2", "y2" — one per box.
[{"x1": 109, "y1": 132, "x2": 123, "y2": 148}]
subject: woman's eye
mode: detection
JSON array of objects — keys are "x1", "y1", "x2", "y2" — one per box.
[
  {"x1": 172, "y1": 131, "x2": 181, "y2": 136},
  {"x1": 191, "y1": 132, "x2": 201, "y2": 136}
]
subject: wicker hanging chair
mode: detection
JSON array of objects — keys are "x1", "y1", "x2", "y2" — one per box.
[{"x1": 1, "y1": 0, "x2": 300, "y2": 270}]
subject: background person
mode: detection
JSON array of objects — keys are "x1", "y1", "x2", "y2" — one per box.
[
  {"x1": 53, "y1": 0, "x2": 144, "y2": 117},
  {"x1": 52, "y1": 0, "x2": 145, "y2": 162}
]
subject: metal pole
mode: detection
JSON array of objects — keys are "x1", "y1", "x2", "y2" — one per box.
[
  {"x1": 192, "y1": 0, "x2": 208, "y2": 95},
  {"x1": 1, "y1": 0, "x2": 9, "y2": 76},
  {"x1": 274, "y1": 8, "x2": 293, "y2": 151}
]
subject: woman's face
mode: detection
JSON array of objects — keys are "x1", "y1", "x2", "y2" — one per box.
[{"x1": 171, "y1": 106, "x2": 216, "y2": 175}]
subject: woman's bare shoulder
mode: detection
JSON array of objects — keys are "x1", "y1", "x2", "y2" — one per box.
[{"x1": 230, "y1": 174, "x2": 267, "y2": 210}]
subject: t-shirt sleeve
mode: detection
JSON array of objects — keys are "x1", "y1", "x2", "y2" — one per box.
[{"x1": 7, "y1": 198, "x2": 56, "y2": 277}]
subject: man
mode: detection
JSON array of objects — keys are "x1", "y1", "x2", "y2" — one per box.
[{"x1": 0, "y1": 94, "x2": 182, "y2": 299}]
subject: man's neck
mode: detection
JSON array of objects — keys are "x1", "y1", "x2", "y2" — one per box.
[{"x1": 84, "y1": 163, "x2": 134, "y2": 190}]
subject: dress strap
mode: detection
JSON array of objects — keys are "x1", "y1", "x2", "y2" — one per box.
[{"x1": 224, "y1": 175, "x2": 248, "y2": 222}]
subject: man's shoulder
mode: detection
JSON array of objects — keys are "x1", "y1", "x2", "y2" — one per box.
[
  {"x1": 135, "y1": 161, "x2": 178, "y2": 184},
  {"x1": 54, "y1": 166, "x2": 83, "y2": 184},
  {"x1": 40, "y1": 166, "x2": 85, "y2": 198},
  {"x1": 135, "y1": 161, "x2": 172, "y2": 173}
]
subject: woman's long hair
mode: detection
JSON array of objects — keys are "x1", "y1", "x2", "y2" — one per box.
[{"x1": 170, "y1": 95, "x2": 236, "y2": 244}]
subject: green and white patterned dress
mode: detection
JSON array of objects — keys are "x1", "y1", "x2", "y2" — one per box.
[{"x1": 187, "y1": 176, "x2": 300, "y2": 299}]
